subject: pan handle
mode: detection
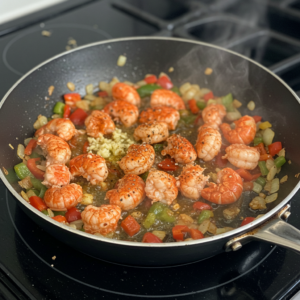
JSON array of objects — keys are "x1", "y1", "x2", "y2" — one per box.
[{"x1": 225, "y1": 204, "x2": 300, "y2": 253}]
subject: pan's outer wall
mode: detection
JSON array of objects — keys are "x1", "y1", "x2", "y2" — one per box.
[{"x1": 1, "y1": 39, "x2": 300, "y2": 265}]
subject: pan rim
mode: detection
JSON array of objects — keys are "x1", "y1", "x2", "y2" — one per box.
[{"x1": 1, "y1": 36, "x2": 300, "y2": 248}]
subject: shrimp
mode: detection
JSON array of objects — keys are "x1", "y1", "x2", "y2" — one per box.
[
  {"x1": 42, "y1": 164, "x2": 71, "y2": 188},
  {"x1": 201, "y1": 168, "x2": 243, "y2": 204},
  {"x1": 196, "y1": 125, "x2": 222, "y2": 161},
  {"x1": 37, "y1": 134, "x2": 71, "y2": 165},
  {"x1": 145, "y1": 169, "x2": 178, "y2": 205},
  {"x1": 161, "y1": 134, "x2": 197, "y2": 164},
  {"x1": 202, "y1": 104, "x2": 226, "y2": 129},
  {"x1": 223, "y1": 144, "x2": 260, "y2": 170},
  {"x1": 139, "y1": 106, "x2": 180, "y2": 131},
  {"x1": 118, "y1": 144, "x2": 155, "y2": 175},
  {"x1": 220, "y1": 115, "x2": 256, "y2": 145},
  {"x1": 177, "y1": 165, "x2": 210, "y2": 200},
  {"x1": 35, "y1": 118, "x2": 76, "y2": 141},
  {"x1": 105, "y1": 174, "x2": 145, "y2": 210},
  {"x1": 150, "y1": 89, "x2": 185, "y2": 110},
  {"x1": 84, "y1": 110, "x2": 115, "y2": 137},
  {"x1": 69, "y1": 153, "x2": 108, "y2": 185},
  {"x1": 44, "y1": 183, "x2": 82, "y2": 211},
  {"x1": 81, "y1": 204, "x2": 121, "y2": 235},
  {"x1": 112, "y1": 82, "x2": 141, "y2": 107},
  {"x1": 103, "y1": 100, "x2": 138, "y2": 127},
  {"x1": 134, "y1": 121, "x2": 169, "y2": 144}
]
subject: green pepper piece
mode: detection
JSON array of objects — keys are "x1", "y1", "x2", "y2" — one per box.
[
  {"x1": 171, "y1": 86, "x2": 181, "y2": 96},
  {"x1": 30, "y1": 177, "x2": 45, "y2": 191},
  {"x1": 181, "y1": 115, "x2": 197, "y2": 124},
  {"x1": 29, "y1": 152, "x2": 43, "y2": 159},
  {"x1": 255, "y1": 176, "x2": 266, "y2": 187},
  {"x1": 14, "y1": 163, "x2": 32, "y2": 180},
  {"x1": 39, "y1": 186, "x2": 47, "y2": 199},
  {"x1": 153, "y1": 144, "x2": 164, "y2": 153},
  {"x1": 26, "y1": 189, "x2": 39, "y2": 198},
  {"x1": 53, "y1": 211, "x2": 66, "y2": 216},
  {"x1": 198, "y1": 210, "x2": 214, "y2": 224},
  {"x1": 142, "y1": 212, "x2": 156, "y2": 229},
  {"x1": 42, "y1": 209, "x2": 49, "y2": 216},
  {"x1": 196, "y1": 101, "x2": 206, "y2": 110},
  {"x1": 140, "y1": 171, "x2": 149, "y2": 182},
  {"x1": 254, "y1": 137, "x2": 263, "y2": 146},
  {"x1": 137, "y1": 84, "x2": 161, "y2": 98},
  {"x1": 274, "y1": 156, "x2": 286, "y2": 168},
  {"x1": 90, "y1": 105, "x2": 104, "y2": 110},
  {"x1": 148, "y1": 202, "x2": 166, "y2": 215},
  {"x1": 157, "y1": 208, "x2": 175, "y2": 223},
  {"x1": 179, "y1": 109, "x2": 190, "y2": 117},
  {"x1": 258, "y1": 161, "x2": 269, "y2": 176},
  {"x1": 53, "y1": 102, "x2": 65, "y2": 116},
  {"x1": 222, "y1": 93, "x2": 233, "y2": 111}
]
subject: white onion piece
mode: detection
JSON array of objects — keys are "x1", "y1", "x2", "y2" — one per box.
[
  {"x1": 266, "y1": 159, "x2": 275, "y2": 170},
  {"x1": 267, "y1": 165, "x2": 277, "y2": 181},
  {"x1": 17, "y1": 144, "x2": 25, "y2": 159},
  {"x1": 264, "y1": 181, "x2": 272, "y2": 192},
  {"x1": 152, "y1": 231, "x2": 166, "y2": 241},
  {"x1": 70, "y1": 219, "x2": 84, "y2": 229},
  {"x1": 270, "y1": 178, "x2": 280, "y2": 194},
  {"x1": 117, "y1": 55, "x2": 127, "y2": 66},
  {"x1": 278, "y1": 148, "x2": 285, "y2": 157},
  {"x1": 263, "y1": 128, "x2": 275, "y2": 146},
  {"x1": 179, "y1": 83, "x2": 191, "y2": 95},
  {"x1": 199, "y1": 219, "x2": 210, "y2": 234},
  {"x1": 252, "y1": 182, "x2": 263, "y2": 194},
  {"x1": 247, "y1": 101, "x2": 255, "y2": 111},
  {"x1": 280, "y1": 175, "x2": 288, "y2": 183},
  {"x1": 265, "y1": 193, "x2": 278, "y2": 203},
  {"x1": 226, "y1": 109, "x2": 242, "y2": 121}
]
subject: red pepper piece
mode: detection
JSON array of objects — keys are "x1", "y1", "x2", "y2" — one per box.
[
  {"x1": 252, "y1": 116, "x2": 262, "y2": 123},
  {"x1": 24, "y1": 139, "x2": 37, "y2": 156},
  {"x1": 29, "y1": 196, "x2": 47, "y2": 211},
  {"x1": 65, "y1": 207, "x2": 81, "y2": 223},
  {"x1": 98, "y1": 91, "x2": 108, "y2": 97},
  {"x1": 121, "y1": 215, "x2": 141, "y2": 237},
  {"x1": 268, "y1": 142, "x2": 282, "y2": 157},
  {"x1": 69, "y1": 108, "x2": 88, "y2": 126},
  {"x1": 63, "y1": 104, "x2": 71, "y2": 118},
  {"x1": 63, "y1": 93, "x2": 81, "y2": 108},
  {"x1": 188, "y1": 99, "x2": 200, "y2": 114},
  {"x1": 254, "y1": 143, "x2": 267, "y2": 155},
  {"x1": 142, "y1": 232, "x2": 162, "y2": 243},
  {"x1": 259, "y1": 154, "x2": 273, "y2": 161},
  {"x1": 193, "y1": 201, "x2": 212, "y2": 211},
  {"x1": 190, "y1": 229, "x2": 204, "y2": 240},
  {"x1": 215, "y1": 152, "x2": 227, "y2": 167},
  {"x1": 158, "y1": 158, "x2": 178, "y2": 171},
  {"x1": 240, "y1": 217, "x2": 255, "y2": 227},
  {"x1": 251, "y1": 172, "x2": 262, "y2": 181},
  {"x1": 235, "y1": 169, "x2": 253, "y2": 182},
  {"x1": 203, "y1": 91, "x2": 214, "y2": 102},
  {"x1": 172, "y1": 225, "x2": 190, "y2": 241},
  {"x1": 144, "y1": 75, "x2": 157, "y2": 84},
  {"x1": 194, "y1": 114, "x2": 202, "y2": 126},
  {"x1": 157, "y1": 75, "x2": 173, "y2": 89},
  {"x1": 27, "y1": 158, "x2": 45, "y2": 180},
  {"x1": 243, "y1": 181, "x2": 254, "y2": 191},
  {"x1": 52, "y1": 215, "x2": 67, "y2": 223}
]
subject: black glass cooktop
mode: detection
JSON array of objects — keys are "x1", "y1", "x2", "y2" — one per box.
[{"x1": 1, "y1": 0, "x2": 300, "y2": 299}]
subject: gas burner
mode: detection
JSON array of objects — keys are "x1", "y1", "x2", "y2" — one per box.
[{"x1": 3, "y1": 23, "x2": 111, "y2": 76}]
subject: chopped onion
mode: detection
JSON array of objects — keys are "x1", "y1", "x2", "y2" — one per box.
[
  {"x1": 276, "y1": 167, "x2": 281, "y2": 174},
  {"x1": 26, "y1": 190, "x2": 36, "y2": 198},
  {"x1": 249, "y1": 196, "x2": 266, "y2": 210},
  {"x1": 197, "y1": 88, "x2": 211, "y2": 98},
  {"x1": 264, "y1": 181, "x2": 272, "y2": 192},
  {"x1": 280, "y1": 175, "x2": 288, "y2": 184},
  {"x1": 208, "y1": 222, "x2": 217, "y2": 235},
  {"x1": 51, "y1": 114, "x2": 60, "y2": 119},
  {"x1": 67, "y1": 82, "x2": 75, "y2": 91},
  {"x1": 17, "y1": 144, "x2": 25, "y2": 159},
  {"x1": 183, "y1": 87, "x2": 198, "y2": 101},
  {"x1": 136, "y1": 80, "x2": 147, "y2": 87},
  {"x1": 270, "y1": 178, "x2": 279, "y2": 193},
  {"x1": 24, "y1": 138, "x2": 32, "y2": 146},
  {"x1": 252, "y1": 182, "x2": 263, "y2": 194},
  {"x1": 36, "y1": 165, "x2": 46, "y2": 171},
  {"x1": 110, "y1": 77, "x2": 119, "y2": 87},
  {"x1": 84, "y1": 94, "x2": 96, "y2": 101},
  {"x1": 191, "y1": 84, "x2": 200, "y2": 91},
  {"x1": 204, "y1": 68, "x2": 213, "y2": 75},
  {"x1": 85, "y1": 84, "x2": 94, "y2": 95},
  {"x1": 117, "y1": 55, "x2": 127, "y2": 67},
  {"x1": 70, "y1": 219, "x2": 84, "y2": 229},
  {"x1": 263, "y1": 128, "x2": 275, "y2": 146},
  {"x1": 216, "y1": 227, "x2": 233, "y2": 235},
  {"x1": 267, "y1": 165, "x2": 277, "y2": 181},
  {"x1": 131, "y1": 211, "x2": 143, "y2": 219},
  {"x1": 233, "y1": 99, "x2": 242, "y2": 108},
  {"x1": 265, "y1": 193, "x2": 278, "y2": 203},
  {"x1": 255, "y1": 214, "x2": 265, "y2": 219},
  {"x1": 199, "y1": 219, "x2": 210, "y2": 234},
  {"x1": 123, "y1": 81, "x2": 134, "y2": 86},
  {"x1": 47, "y1": 208, "x2": 54, "y2": 218},
  {"x1": 76, "y1": 100, "x2": 90, "y2": 111},
  {"x1": 256, "y1": 122, "x2": 261, "y2": 132},
  {"x1": 277, "y1": 148, "x2": 285, "y2": 157},
  {"x1": 259, "y1": 193, "x2": 266, "y2": 199},
  {"x1": 226, "y1": 109, "x2": 242, "y2": 121},
  {"x1": 206, "y1": 99, "x2": 217, "y2": 106},
  {"x1": 18, "y1": 177, "x2": 33, "y2": 189},
  {"x1": 152, "y1": 231, "x2": 166, "y2": 241},
  {"x1": 20, "y1": 190, "x2": 29, "y2": 202},
  {"x1": 266, "y1": 159, "x2": 275, "y2": 170},
  {"x1": 81, "y1": 193, "x2": 93, "y2": 205},
  {"x1": 99, "y1": 81, "x2": 112, "y2": 95},
  {"x1": 247, "y1": 101, "x2": 255, "y2": 111}
]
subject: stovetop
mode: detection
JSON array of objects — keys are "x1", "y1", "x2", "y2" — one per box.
[{"x1": 1, "y1": 0, "x2": 300, "y2": 299}]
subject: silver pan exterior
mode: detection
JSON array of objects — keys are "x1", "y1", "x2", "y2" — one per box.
[{"x1": 0, "y1": 37, "x2": 300, "y2": 266}]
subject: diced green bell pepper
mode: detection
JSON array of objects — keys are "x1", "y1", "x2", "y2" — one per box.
[
  {"x1": 153, "y1": 144, "x2": 164, "y2": 153},
  {"x1": 198, "y1": 210, "x2": 214, "y2": 224},
  {"x1": 171, "y1": 86, "x2": 181, "y2": 96},
  {"x1": 142, "y1": 212, "x2": 156, "y2": 229},
  {"x1": 53, "y1": 211, "x2": 66, "y2": 216},
  {"x1": 42, "y1": 209, "x2": 49, "y2": 216},
  {"x1": 29, "y1": 152, "x2": 43, "y2": 159},
  {"x1": 149, "y1": 202, "x2": 166, "y2": 215},
  {"x1": 30, "y1": 177, "x2": 45, "y2": 191},
  {"x1": 157, "y1": 208, "x2": 175, "y2": 223},
  {"x1": 222, "y1": 93, "x2": 233, "y2": 111},
  {"x1": 53, "y1": 102, "x2": 65, "y2": 116},
  {"x1": 180, "y1": 115, "x2": 197, "y2": 124},
  {"x1": 274, "y1": 156, "x2": 286, "y2": 168},
  {"x1": 39, "y1": 186, "x2": 47, "y2": 199},
  {"x1": 14, "y1": 163, "x2": 32, "y2": 180},
  {"x1": 137, "y1": 84, "x2": 161, "y2": 98},
  {"x1": 140, "y1": 171, "x2": 149, "y2": 182},
  {"x1": 258, "y1": 161, "x2": 269, "y2": 176},
  {"x1": 255, "y1": 176, "x2": 266, "y2": 187},
  {"x1": 254, "y1": 137, "x2": 263, "y2": 146},
  {"x1": 196, "y1": 101, "x2": 206, "y2": 110}
]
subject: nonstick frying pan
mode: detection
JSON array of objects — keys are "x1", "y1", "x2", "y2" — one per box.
[{"x1": 1, "y1": 37, "x2": 300, "y2": 266}]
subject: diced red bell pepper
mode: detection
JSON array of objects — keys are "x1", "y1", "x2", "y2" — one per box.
[
  {"x1": 189, "y1": 229, "x2": 204, "y2": 240},
  {"x1": 252, "y1": 116, "x2": 262, "y2": 123},
  {"x1": 259, "y1": 154, "x2": 273, "y2": 161},
  {"x1": 98, "y1": 91, "x2": 108, "y2": 97},
  {"x1": 215, "y1": 152, "x2": 227, "y2": 167},
  {"x1": 193, "y1": 201, "x2": 212, "y2": 211},
  {"x1": 268, "y1": 142, "x2": 282, "y2": 157},
  {"x1": 240, "y1": 217, "x2": 255, "y2": 227},
  {"x1": 142, "y1": 232, "x2": 162, "y2": 243},
  {"x1": 243, "y1": 181, "x2": 254, "y2": 191},
  {"x1": 203, "y1": 91, "x2": 214, "y2": 102},
  {"x1": 63, "y1": 104, "x2": 71, "y2": 118},
  {"x1": 52, "y1": 215, "x2": 67, "y2": 223},
  {"x1": 158, "y1": 158, "x2": 178, "y2": 171},
  {"x1": 194, "y1": 114, "x2": 202, "y2": 126},
  {"x1": 235, "y1": 169, "x2": 253, "y2": 182},
  {"x1": 65, "y1": 207, "x2": 81, "y2": 223},
  {"x1": 108, "y1": 168, "x2": 122, "y2": 177},
  {"x1": 121, "y1": 215, "x2": 141, "y2": 237},
  {"x1": 29, "y1": 196, "x2": 47, "y2": 211},
  {"x1": 254, "y1": 143, "x2": 267, "y2": 155},
  {"x1": 24, "y1": 139, "x2": 37, "y2": 156},
  {"x1": 251, "y1": 172, "x2": 262, "y2": 181},
  {"x1": 144, "y1": 75, "x2": 157, "y2": 84},
  {"x1": 69, "y1": 108, "x2": 88, "y2": 126},
  {"x1": 63, "y1": 93, "x2": 81, "y2": 108},
  {"x1": 157, "y1": 75, "x2": 173, "y2": 90},
  {"x1": 172, "y1": 225, "x2": 190, "y2": 241},
  {"x1": 188, "y1": 99, "x2": 200, "y2": 114},
  {"x1": 82, "y1": 141, "x2": 89, "y2": 154},
  {"x1": 27, "y1": 158, "x2": 45, "y2": 180}
]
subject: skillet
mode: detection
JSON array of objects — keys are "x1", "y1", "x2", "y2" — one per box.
[{"x1": 1, "y1": 37, "x2": 300, "y2": 266}]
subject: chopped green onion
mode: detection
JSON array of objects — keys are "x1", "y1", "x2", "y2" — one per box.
[
  {"x1": 136, "y1": 84, "x2": 161, "y2": 98},
  {"x1": 196, "y1": 101, "x2": 206, "y2": 110},
  {"x1": 255, "y1": 177, "x2": 266, "y2": 187},
  {"x1": 198, "y1": 210, "x2": 214, "y2": 224},
  {"x1": 254, "y1": 137, "x2": 263, "y2": 146},
  {"x1": 53, "y1": 102, "x2": 65, "y2": 116},
  {"x1": 142, "y1": 212, "x2": 156, "y2": 229},
  {"x1": 14, "y1": 163, "x2": 32, "y2": 180},
  {"x1": 274, "y1": 156, "x2": 286, "y2": 168},
  {"x1": 153, "y1": 144, "x2": 164, "y2": 153},
  {"x1": 171, "y1": 86, "x2": 181, "y2": 96},
  {"x1": 222, "y1": 93, "x2": 233, "y2": 111},
  {"x1": 258, "y1": 161, "x2": 269, "y2": 176}
]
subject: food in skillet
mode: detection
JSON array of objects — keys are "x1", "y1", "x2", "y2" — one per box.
[{"x1": 14, "y1": 72, "x2": 287, "y2": 243}]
